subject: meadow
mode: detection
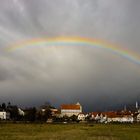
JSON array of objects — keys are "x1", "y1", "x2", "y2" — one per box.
[{"x1": 0, "y1": 123, "x2": 140, "y2": 140}]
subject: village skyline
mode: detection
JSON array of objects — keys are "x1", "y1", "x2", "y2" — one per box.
[{"x1": 0, "y1": 100, "x2": 140, "y2": 123}]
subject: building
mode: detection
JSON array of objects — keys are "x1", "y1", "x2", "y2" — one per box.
[
  {"x1": 50, "y1": 108, "x2": 59, "y2": 116},
  {"x1": 0, "y1": 111, "x2": 10, "y2": 120},
  {"x1": 18, "y1": 108, "x2": 25, "y2": 116},
  {"x1": 91, "y1": 112, "x2": 107, "y2": 123},
  {"x1": 106, "y1": 111, "x2": 133, "y2": 123},
  {"x1": 91, "y1": 112, "x2": 101, "y2": 121},
  {"x1": 78, "y1": 113, "x2": 85, "y2": 121},
  {"x1": 90, "y1": 111, "x2": 134, "y2": 123},
  {"x1": 136, "y1": 113, "x2": 140, "y2": 122},
  {"x1": 60, "y1": 102, "x2": 82, "y2": 117}
]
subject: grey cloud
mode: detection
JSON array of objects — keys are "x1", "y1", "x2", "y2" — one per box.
[{"x1": 0, "y1": 0, "x2": 140, "y2": 111}]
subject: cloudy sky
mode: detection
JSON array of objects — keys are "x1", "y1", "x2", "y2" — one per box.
[{"x1": 0, "y1": 0, "x2": 140, "y2": 111}]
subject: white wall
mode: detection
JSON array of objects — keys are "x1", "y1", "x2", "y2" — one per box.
[
  {"x1": 0, "y1": 112, "x2": 10, "y2": 120},
  {"x1": 137, "y1": 113, "x2": 140, "y2": 122},
  {"x1": 61, "y1": 109, "x2": 82, "y2": 117}
]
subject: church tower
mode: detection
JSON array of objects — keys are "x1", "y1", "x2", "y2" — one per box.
[{"x1": 136, "y1": 101, "x2": 138, "y2": 109}]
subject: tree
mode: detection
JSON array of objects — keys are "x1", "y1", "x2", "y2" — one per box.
[
  {"x1": 24, "y1": 107, "x2": 37, "y2": 122},
  {"x1": 70, "y1": 115, "x2": 78, "y2": 122},
  {"x1": 36, "y1": 108, "x2": 52, "y2": 122},
  {"x1": 7, "y1": 102, "x2": 11, "y2": 107},
  {"x1": 7, "y1": 105, "x2": 19, "y2": 120},
  {"x1": 36, "y1": 101, "x2": 55, "y2": 122},
  {"x1": 1, "y1": 103, "x2": 6, "y2": 110},
  {"x1": 62, "y1": 115, "x2": 70, "y2": 122}
]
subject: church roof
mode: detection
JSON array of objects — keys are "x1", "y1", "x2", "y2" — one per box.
[{"x1": 61, "y1": 104, "x2": 81, "y2": 110}]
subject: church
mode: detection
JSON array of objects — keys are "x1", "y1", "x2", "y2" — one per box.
[{"x1": 60, "y1": 102, "x2": 82, "y2": 117}]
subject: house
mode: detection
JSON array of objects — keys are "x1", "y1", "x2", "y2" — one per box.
[
  {"x1": 0, "y1": 111, "x2": 10, "y2": 120},
  {"x1": 90, "y1": 111, "x2": 133, "y2": 123},
  {"x1": 120, "y1": 111, "x2": 134, "y2": 123},
  {"x1": 106, "y1": 111, "x2": 133, "y2": 123},
  {"x1": 136, "y1": 113, "x2": 140, "y2": 122},
  {"x1": 91, "y1": 112, "x2": 107, "y2": 123},
  {"x1": 91, "y1": 112, "x2": 101, "y2": 121},
  {"x1": 100, "y1": 113, "x2": 107, "y2": 123},
  {"x1": 105, "y1": 111, "x2": 119, "y2": 122},
  {"x1": 39, "y1": 104, "x2": 58, "y2": 117},
  {"x1": 60, "y1": 102, "x2": 82, "y2": 117},
  {"x1": 18, "y1": 108, "x2": 25, "y2": 116},
  {"x1": 78, "y1": 113, "x2": 85, "y2": 121},
  {"x1": 50, "y1": 108, "x2": 59, "y2": 116}
]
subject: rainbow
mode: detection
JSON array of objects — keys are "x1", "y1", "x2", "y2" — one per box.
[{"x1": 6, "y1": 37, "x2": 140, "y2": 65}]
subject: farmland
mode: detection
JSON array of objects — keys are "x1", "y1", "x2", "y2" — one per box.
[{"x1": 0, "y1": 123, "x2": 140, "y2": 140}]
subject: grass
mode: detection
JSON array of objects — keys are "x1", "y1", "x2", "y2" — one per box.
[{"x1": 0, "y1": 123, "x2": 140, "y2": 140}]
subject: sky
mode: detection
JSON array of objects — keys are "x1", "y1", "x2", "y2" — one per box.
[{"x1": 0, "y1": 0, "x2": 140, "y2": 111}]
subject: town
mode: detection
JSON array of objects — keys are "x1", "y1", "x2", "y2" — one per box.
[{"x1": 0, "y1": 101, "x2": 140, "y2": 123}]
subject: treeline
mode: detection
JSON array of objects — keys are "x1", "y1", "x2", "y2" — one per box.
[{"x1": 0, "y1": 102, "x2": 55, "y2": 122}]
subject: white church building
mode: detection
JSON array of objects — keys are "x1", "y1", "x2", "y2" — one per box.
[{"x1": 60, "y1": 102, "x2": 82, "y2": 117}]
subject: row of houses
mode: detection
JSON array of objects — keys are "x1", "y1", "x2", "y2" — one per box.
[
  {"x1": 56, "y1": 102, "x2": 140, "y2": 123},
  {"x1": 88, "y1": 111, "x2": 139, "y2": 123}
]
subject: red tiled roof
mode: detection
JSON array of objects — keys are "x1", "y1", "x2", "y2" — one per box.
[
  {"x1": 102, "y1": 111, "x2": 132, "y2": 118},
  {"x1": 102, "y1": 112, "x2": 120, "y2": 118},
  {"x1": 61, "y1": 104, "x2": 80, "y2": 110},
  {"x1": 91, "y1": 112, "x2": 100, "y2": 116},
  {"x1": 91, "y1": 111, "x2": 116, "y2": 118},
  {"x1": 118, "y1": 111, "x2": 132, "y2": 115},
  {"x1": 90, "y1": 111, "x2": 133, "y2": 118}
]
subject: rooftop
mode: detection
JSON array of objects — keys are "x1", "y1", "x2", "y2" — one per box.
[{"x1": 61, "y1": 104, "x2": 81, "y2": 110}]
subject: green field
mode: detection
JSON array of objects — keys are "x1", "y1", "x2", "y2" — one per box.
[{"x1": 0, "y1": 123, "x2": 140, "y2": 140}]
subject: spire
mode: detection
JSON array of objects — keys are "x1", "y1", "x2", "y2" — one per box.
[
  {"x1": 124, "y1": 105, "x2": 127, "y2": 111},
  {"x1": 76, "y1": 102, "x2": 80, "y2": 105},
  {"x1": 136, "y1": 101, "x2": 138, "y2": 109}
]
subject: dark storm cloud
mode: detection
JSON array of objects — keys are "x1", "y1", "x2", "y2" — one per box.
[{"x1": 0, "y1": 0, "x2": 140, "y2": 110}]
